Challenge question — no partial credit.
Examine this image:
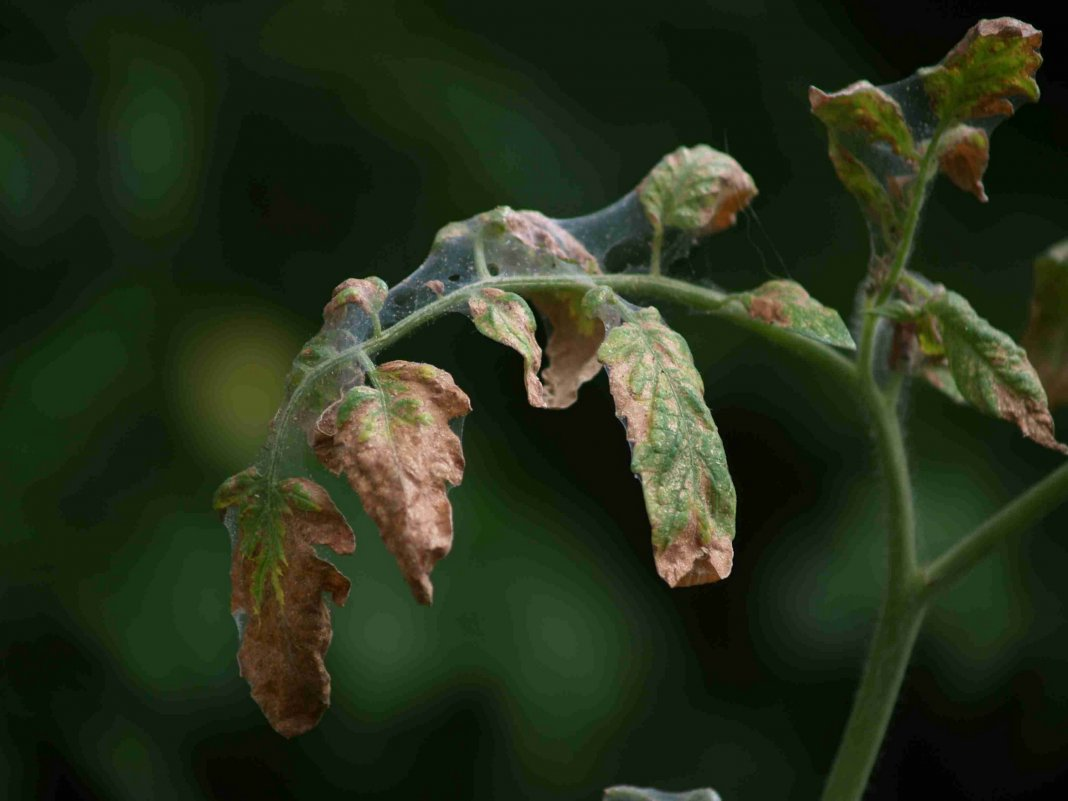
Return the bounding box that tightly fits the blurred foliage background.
[3,1,1067,799]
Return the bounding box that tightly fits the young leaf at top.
[213,469,355,737]
[1022,239,1068,408]
[584,288,736,587]
[313,361,472,604]
[323,276,389,327]
[468,288,549,408]
[720,279,855,349]
[919,288,1066,453]
[810,18,1042,283]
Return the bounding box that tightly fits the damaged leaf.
[639,145,758,238]
[323,276,389,324]
[919,18,1042,123]
[721,280,855,349]
[586,289,736,587]
[468,288,548,408]
[1022,239,1068,408]
[927,289,1066,453]
[528,290,606,409]
[214,469,354,737]
[937,125,991,202]
[314,361,472,603]
[487,208,602,275]
[811,18,1042,283]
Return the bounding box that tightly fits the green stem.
[923,459,1068,598]
[820,589,927,801]
[650,227,664,277]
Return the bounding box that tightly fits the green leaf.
[639,144,757,238]
[1022,239,1068,408]
[926,289,1066,453]
[604,787,722,801]
[587,290,736,587]
[919,18,1042,123]
[314,360,472,604]
[468,288,549,408]
[808,80,919,160]
[722,279,855,349]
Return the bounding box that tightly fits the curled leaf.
[314,361,472,603]
[214,471,355,737]
[1022,239,1068,408]
[587,290,736,587]
[937,125,990,202]
[639,145,758,238]
[528,290,605,409]
[468,288,549,408]
[323,276,389,323]
[926,289,1066,453]
[919,18,1042,121]
[811,18,1042,284]
[721,279,855,349]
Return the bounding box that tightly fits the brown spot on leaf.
[425,279,445,296]
[228,478,354,738]
[323,277,389,324]
[468,288,549,408]
[503,210,600,274]
[654,525,734,588]
[938,125,990,202]
[314,361,471,604]
[748,296,788,325]
[528,291,605,409]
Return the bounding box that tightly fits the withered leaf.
[214,469,355,737]
[528,290,606,409]
[1022,239,1068,408]
[937,125,991,202]
[314,360,472,603]
[468,288,549,408]
[721,280,855,349]
[926,289,1066,453]
[585,288,736,587]
[639,145,758,239]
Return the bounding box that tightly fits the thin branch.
[923,459,1068,597]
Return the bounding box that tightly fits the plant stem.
[820,589,927,801]
[923,459,1068,597]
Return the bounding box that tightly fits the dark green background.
[3,1,1067,799]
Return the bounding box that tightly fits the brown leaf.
[1022,240,1068,408]
[228,478,355,738]
[528,290,606,409]
[314,361,472,604]
[938,125,990,202]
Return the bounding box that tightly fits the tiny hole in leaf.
[448,274,461,282]
[488,263,500,276]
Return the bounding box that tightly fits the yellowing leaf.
[468,288,549,408]
[214,470,355,737]
[586,289,736,587]
[314,361,472,603]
